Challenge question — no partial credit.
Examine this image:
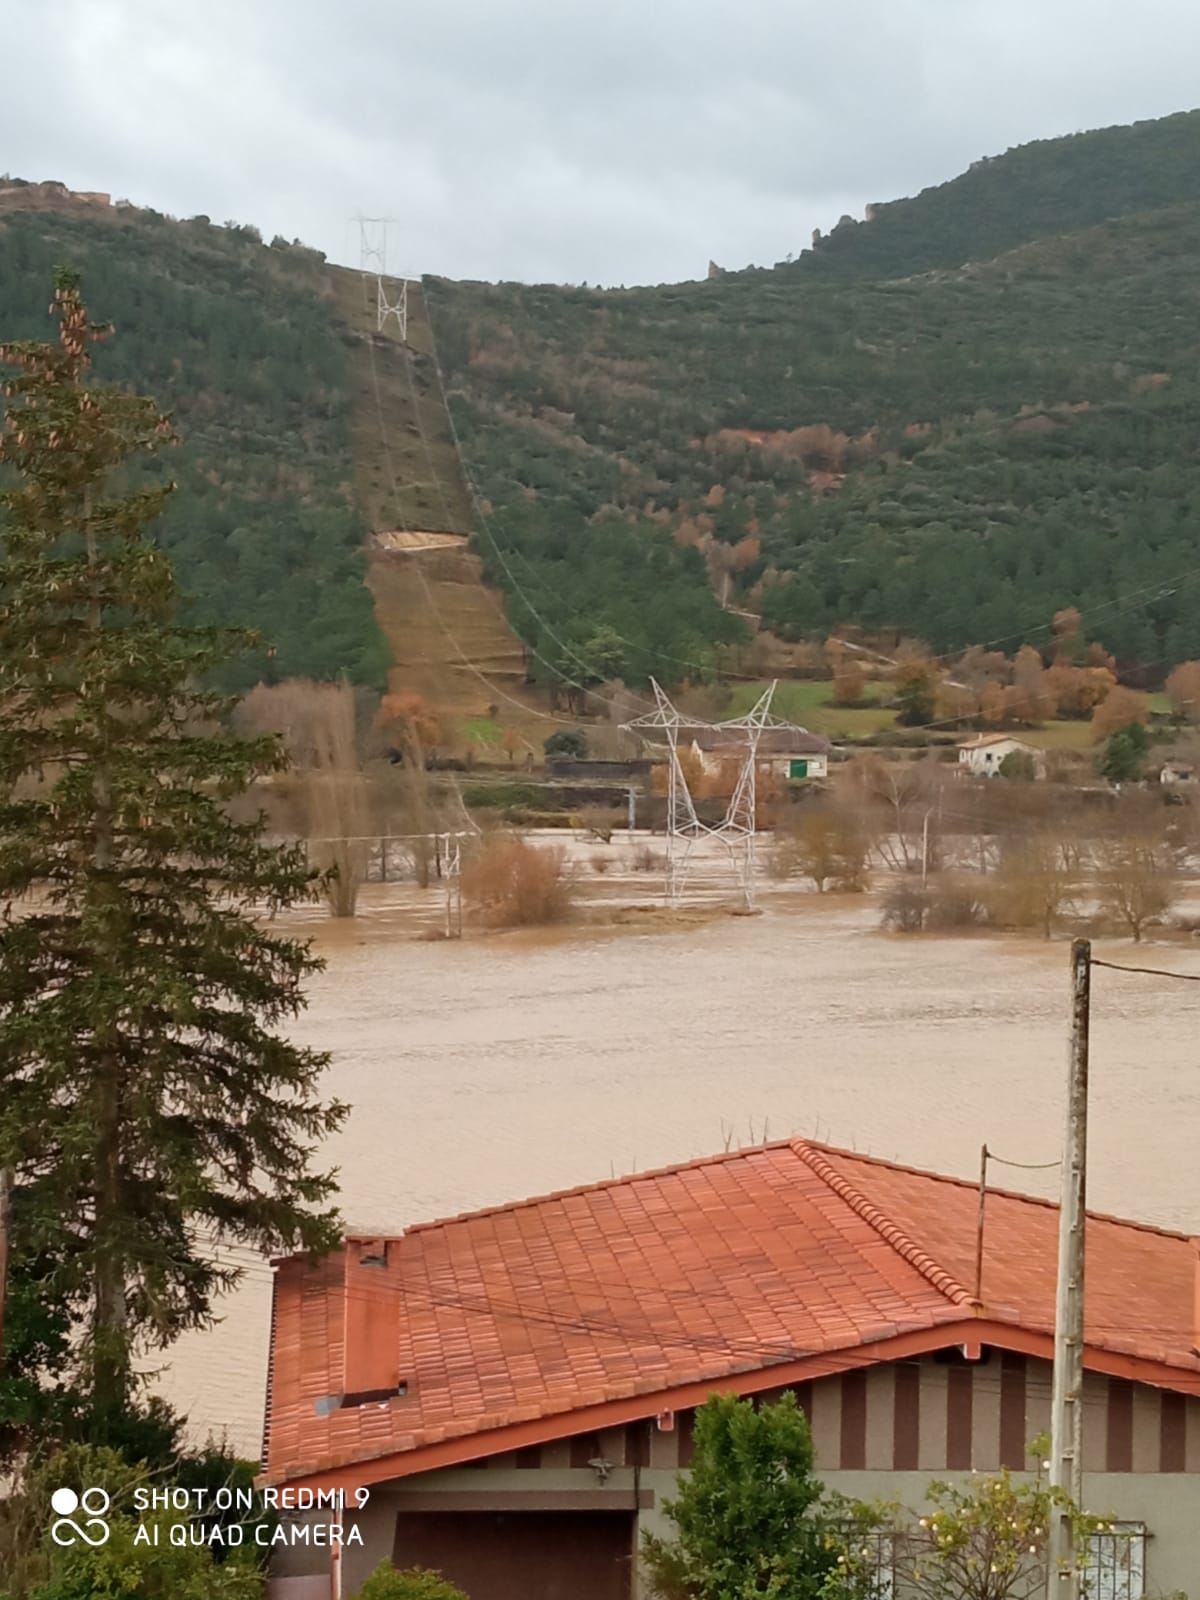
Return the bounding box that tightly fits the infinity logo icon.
[50,1487,111,1547]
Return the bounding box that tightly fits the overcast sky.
[5,0,1199,286]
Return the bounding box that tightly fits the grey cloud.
[4,0,1200,285]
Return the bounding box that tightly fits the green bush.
[359,1564,469,1600]
[544,729,588,759]
[462,782,543,809]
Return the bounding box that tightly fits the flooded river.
[160,873,1200,1452]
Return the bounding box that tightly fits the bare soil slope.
[327,265,550,749]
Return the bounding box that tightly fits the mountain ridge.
[5,103,1200,702]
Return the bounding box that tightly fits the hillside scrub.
[462,835,575,927]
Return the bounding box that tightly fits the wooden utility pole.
[0,1166,12,1371]
[1048,938,1091,1599]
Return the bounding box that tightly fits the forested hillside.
[8,106,1200,697]
[0,205,388,688]
[428,108,1200,676]
[793,107,1200,282]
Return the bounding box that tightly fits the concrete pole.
[1048,938,1091,1600]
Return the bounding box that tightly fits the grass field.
[724,678,1165,752]
[1022,720,1098,751]
[726,679,899,738]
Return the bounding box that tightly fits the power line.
[985,1152,1061,1171]
[1090,957,1200,983]
[361,307,574,728]
[419,277,1200,683]
[392,292,1200,751]
[421,290,669,714]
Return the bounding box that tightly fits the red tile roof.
[262,1140,1200,1488]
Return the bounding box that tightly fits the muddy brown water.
[158,870,1200,1453]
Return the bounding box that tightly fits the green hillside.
[426,110,1200,674]
[8,106,1200,698]
[0,205,388,689]
[793,107,1200,282]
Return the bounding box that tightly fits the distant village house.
[653,726,830,782]
[957,732,1045,778]
[1159,759,1195,787]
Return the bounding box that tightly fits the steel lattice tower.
[357,216,410,341]
[623,679,815,911]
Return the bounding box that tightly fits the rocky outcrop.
[0,179,111,214]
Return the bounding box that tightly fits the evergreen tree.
[1096,724,1149,784]
[641,1391,842,1600]
[0,276,346,1429]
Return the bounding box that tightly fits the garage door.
[393,1509,634,1600]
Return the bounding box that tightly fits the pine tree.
[0,275,346,1427]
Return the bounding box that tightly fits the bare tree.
[240,679,371,916]
[841,754,942,873]
[378,691,445,889]
[991,832,1076,938]
[1096,817,1177,941]
[772,807,868,892]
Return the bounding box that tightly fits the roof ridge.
[790,1140,974,1306]
[799,1143,1191,1244]
[333,1138,1190,1248]
[400,1139,799,1236]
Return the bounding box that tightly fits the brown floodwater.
[159,859,1200,1453]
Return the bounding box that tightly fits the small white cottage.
[1159,759,1196,787]
[957,733,1044,777]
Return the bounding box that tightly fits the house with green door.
[682,725,831,782]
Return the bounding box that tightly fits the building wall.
[317,1353,1200,1598]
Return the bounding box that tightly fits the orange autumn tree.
[1166,661,1200,723]
[380,690,442,760]
[1091,686,1149,742]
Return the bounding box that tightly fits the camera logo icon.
[50,1487,111,1547]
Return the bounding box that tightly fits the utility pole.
[0,1166,12,1372]
[1048,938,1091,1600]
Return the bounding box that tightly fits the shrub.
[631,844,666,872]
[772,810,868,892]
[880,882,929,932]
[462,782,542,810]
[462,836,574,927]
[641,1393,839,1600]
[997,750,1037,781]
[359,1565,469,1600]
[1096,724,1149,784]
[544,728,588,760]
[923,882,987,929]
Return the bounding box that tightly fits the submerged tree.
[0,276,346,1431]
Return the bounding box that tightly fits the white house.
[957,733,1044,778]
[685,726,831,781]
[1159,759,1196,787]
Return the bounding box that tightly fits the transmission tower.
[623,680,814,911]
[357,215,410,341]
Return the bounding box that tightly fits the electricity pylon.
[356,216,410,340]
[623,679,814,911]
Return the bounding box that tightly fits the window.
[1082,1522,1146,1600]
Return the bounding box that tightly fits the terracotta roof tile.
[263,1140,1200,1486]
